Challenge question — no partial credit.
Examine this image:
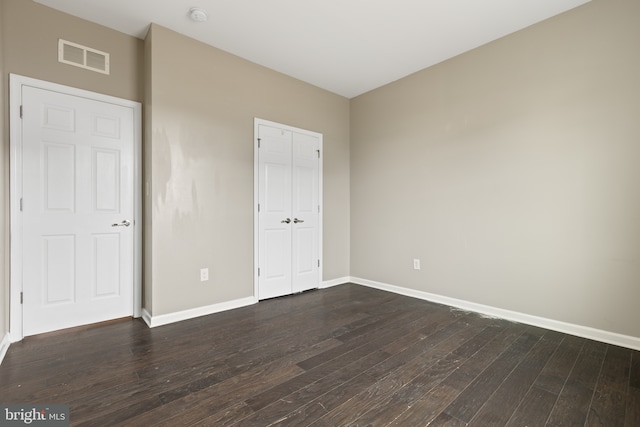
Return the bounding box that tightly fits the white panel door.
[22,86,135,336]
[291,131,320,293]
[258,124,293,299]
[257,121,321,299]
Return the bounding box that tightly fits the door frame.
[253,118,323,299]
[9,74,143,342]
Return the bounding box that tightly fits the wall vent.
[58,39,110,75]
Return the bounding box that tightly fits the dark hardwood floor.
[1,284,639,426]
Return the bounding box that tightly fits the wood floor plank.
[350,321,507,426]
[629,353,640,427]
[546,339,607,426]
[226,307,371,363]
[597,345,632,391]
[231,350,392,426]
[453,323,507,358]
[1,283,638,427]
[468,330,563,425]
[546,379,595,427]
[362,313,475,381]
[534,334,585,394]
[311,317,490,426]
[255,315,464,425]
[1,318,144,365]
[631,351,640,389]
[442,322,528,392]
[626,386,640,427]
[352,351,470,426]
[505,386,558,427]
[585,386,626,427]
[244,323,402,411]
[268,373,379,426]
[585,345,631,426]
[295,307,432,371]
[236,295,434,424]
[121,356,306,426]
[569,339,608,387]
[188,402,254,427]
[69,310,339,424]
[443,328,544,423]
[430,412,469,426]
[388,383,461,426]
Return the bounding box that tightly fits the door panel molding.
[9,74,142,342]
[254,118,323,300]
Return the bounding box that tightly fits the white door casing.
[255,119,322,300]
[10,74,142,341]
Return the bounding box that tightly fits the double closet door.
[256,119,322,300]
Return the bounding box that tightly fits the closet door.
[256,120,321,300]
[257,124,293,299]
[291,131,320,293]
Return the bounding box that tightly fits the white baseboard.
[350,276,640,351]
[141,308,153,327]
[0,332,10,366]
[142,296,258,328]
[321,276,351,289]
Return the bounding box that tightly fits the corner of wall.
[351,277,640,351]
[0,332,10,366]
[142,24,153,317]
[0,0,10,343]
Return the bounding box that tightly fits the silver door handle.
[112,220,131,227]
[293,218,304,224]
[281,218,291,224]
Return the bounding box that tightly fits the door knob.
[112,220,131,227]
[281,218,291,224]
[293,218,304,224]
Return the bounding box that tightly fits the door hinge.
[318,205,320,213]
[318,260,320,268]
[20,105,23,119]
[258,203,260,212]
[316,149,320,158]
[258,268,261,277]
[20,198,23,212]
[257,138,261,148]
[20,292,23,304]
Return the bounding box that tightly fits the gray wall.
[144,25,350,316]
[350,0,640,338]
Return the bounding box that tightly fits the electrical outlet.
[200,268,209,282]
[413,259,421,270]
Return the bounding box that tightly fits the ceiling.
[34,0,591,98]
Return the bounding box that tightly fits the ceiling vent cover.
[58,39,110,75]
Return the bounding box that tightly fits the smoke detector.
[189,8,208,22]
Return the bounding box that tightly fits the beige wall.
[143,28,153,313]
[2,0,142,102]
[351,0,640,338]
[145,25,350,316]
[0,0,350,332]
[0,0,143,338]
[0,0,7,338]
[2,0,637,344]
